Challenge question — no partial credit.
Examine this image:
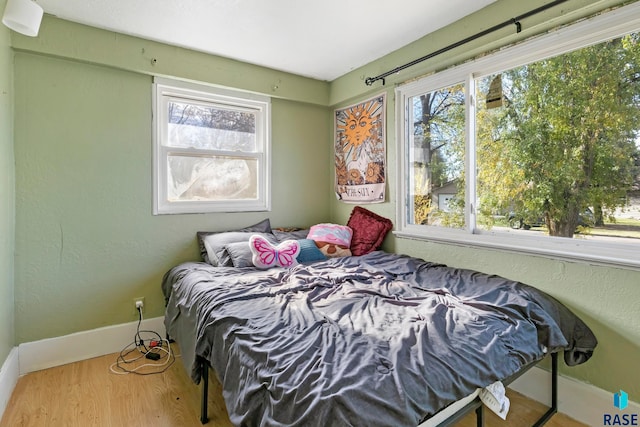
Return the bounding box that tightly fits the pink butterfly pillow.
[249,235,301,269]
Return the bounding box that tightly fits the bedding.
[346,206,393,255]
[249,235,300,269]
[295,239,327,263]
[307,223,353,257]
[162,250,597,427]
[197,218,273,265]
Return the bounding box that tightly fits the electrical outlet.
[133,297,145,316]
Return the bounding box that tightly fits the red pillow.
[346,206,393,256]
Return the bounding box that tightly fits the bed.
[162,229,597,427]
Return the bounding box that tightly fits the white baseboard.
[18,316,166,375]
[510,365,640,426]
[0,347,19,421]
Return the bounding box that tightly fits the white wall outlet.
[133,297,145,316]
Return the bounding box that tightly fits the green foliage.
[477,34,640,237]
[411,83,466,227]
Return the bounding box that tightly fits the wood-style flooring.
[1,345,587,427]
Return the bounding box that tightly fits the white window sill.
[394,228,640,271]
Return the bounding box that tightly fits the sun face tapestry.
[334,93,386,203]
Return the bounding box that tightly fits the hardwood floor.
[1,346,587,427]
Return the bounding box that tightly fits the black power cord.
[109,306,175,375]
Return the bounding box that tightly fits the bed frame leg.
[475,403,484,427]
[200,359,209,424]
[532,352,558,427]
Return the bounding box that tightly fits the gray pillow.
[201,231,277,267]
[196,219,271,265]
[224,241,256,268]
[272,228,310,242]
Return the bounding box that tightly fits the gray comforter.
[162,251,597,427]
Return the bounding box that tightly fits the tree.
[412,85,465,225]
[477,34,640,237]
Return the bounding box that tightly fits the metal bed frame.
[196,351,559,427]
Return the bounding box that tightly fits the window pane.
[475,33,640,244]
[166,100,257,151]
[407,83,466,228]
[167,154,258,201]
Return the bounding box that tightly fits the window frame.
[152,77,271,215]
[395,2,640,269]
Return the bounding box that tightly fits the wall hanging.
[334,93,386,203]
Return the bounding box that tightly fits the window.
[406,81,466,229]
[153,78,271,214]
[396,3,640,268]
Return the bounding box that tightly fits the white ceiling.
[37,0,497,81]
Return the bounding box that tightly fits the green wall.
[12,18,331,343]
[0,0,15,364]
[329,0,640,403]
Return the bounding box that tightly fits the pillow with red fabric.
[346,206,393,256]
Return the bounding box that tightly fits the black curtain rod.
[364,0,569,86]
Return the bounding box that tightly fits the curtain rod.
[364,0,569,86]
